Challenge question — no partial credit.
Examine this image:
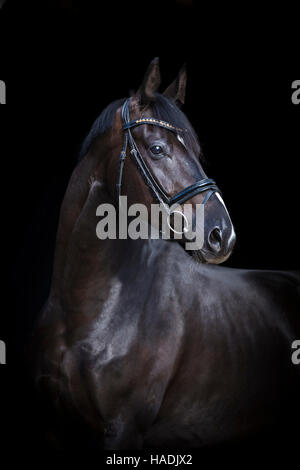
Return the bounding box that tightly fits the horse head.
[81,58,236,264]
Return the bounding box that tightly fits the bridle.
[117,98,220,209]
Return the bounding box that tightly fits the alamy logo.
[0,80,6,104]
[95,197,205,251]
[291,80,300,105]
[0,340,6,365]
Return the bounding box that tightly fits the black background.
[0,0,299,463]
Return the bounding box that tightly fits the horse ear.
[136,57,161,104]
[163,64,187,107]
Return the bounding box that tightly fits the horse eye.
[150,145,164,155]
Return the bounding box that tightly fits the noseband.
[117,98,220,207]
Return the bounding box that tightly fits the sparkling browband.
[123,118,183,133]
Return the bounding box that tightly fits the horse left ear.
[136,57,161,105]
[163,64,187,107]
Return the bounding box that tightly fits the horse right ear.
[163,64,187,108]
[134,57,161,106]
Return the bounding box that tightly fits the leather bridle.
[117,98,220,208]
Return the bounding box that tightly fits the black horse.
[33,59,300,450]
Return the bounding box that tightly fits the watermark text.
[96,197,205,251]
[291,340,300,365]
[291,80,300,105]
[0,80,6,104]
[106,453,192,467]
[0,340,6,365]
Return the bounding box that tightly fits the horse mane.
[79,98,126,160]
[79,94,200,160]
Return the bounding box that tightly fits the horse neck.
[50,151,97,295]
[50,145,153,308]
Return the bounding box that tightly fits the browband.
[123,118,183,134]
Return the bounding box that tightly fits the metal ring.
[166,210,189,235]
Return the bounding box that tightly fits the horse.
[33,58,300,450]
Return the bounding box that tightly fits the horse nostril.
[208,227,222,254]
